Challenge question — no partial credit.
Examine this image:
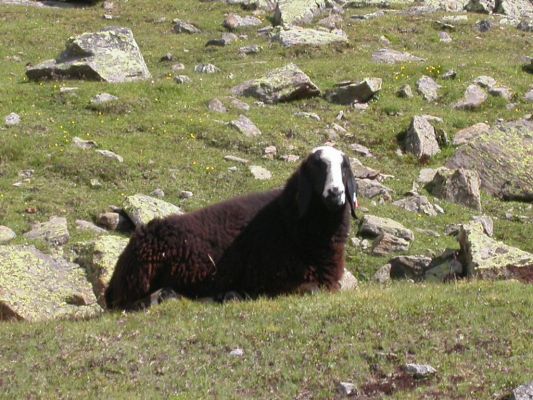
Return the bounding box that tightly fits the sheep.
[105,146,359,310]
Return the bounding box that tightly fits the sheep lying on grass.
[105,146,359,310]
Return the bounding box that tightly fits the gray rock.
[150,188,165,198]
[171,63,185,72]
[404,115,440,160]
[439,31,452,42]
[4,112,21,127]
[466,0,495,13]
[359,214,414,241]
[488,86,513,100]
[72,136,98,149]
[372,232,411,256]
[122,194,183,227]
[294,111,320,121]
[326,78,382,105]
[280,154,300,162]
[96,149,123,163]
[230,115,262,137]
[472,215,494,236]
[206,32,239,47]
[441,69,457,79]
[525,88,533,102]
[239,44,261,55]
[224,155,249,164]
[389,255,432,281]
[26,27,151,83]
[229,348,244,357]
[23,216,69,246]
[194,63,220,74]
[172,19,201,34]
[356,178,393,201]
[231,63,320,104]
[452,122,490,145]
[517,19,533,32]
[350,143,374,158]
[339,269,358,291]
[208,98,227,113]
[473,75,497,89]
[225,96,250,111]
[249,165,272,180]
[97,211,133,232]
[263,145,277,159]
[174,75,192,84]
[404,363,437,379]
[374,263,392,284]
[397,84,413,98]
[350,159,380,179]
[160,53,174,62]
[179,190,193,199]
[272,0,329,26]
[476,19,492,32]
[509,381,533,400]
[392,194,440,216]
[223,13,262,29]
[0,245,101,322]
[372,48,425,64]
[270,26,348,47]
[417,75,441,102]
[0,226,16,243]
[90,92,118,105]
[426,168,482,210]
[453,84,488,110]
[337,381,357,396]
[75,219,107,234]
[424,249,463,282]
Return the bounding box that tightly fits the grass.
[0,0,532,398]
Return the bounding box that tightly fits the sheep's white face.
[313,146,346,207]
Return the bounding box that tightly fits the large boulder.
[392,194,441,216]
[446,119,533,201]
[453,84,488,110]
[231,63,320,104]
[0,245,102,321]
[458,222,533,281]
[26,27,151,83]
[359,214,414,242]
[404,115,441,161]
[325,78,382,105]
[270,26,348,47]
[272,0,329,26]
[23,216,70,246]
[75,235,129,306]
[123,194,183,227]
[426,168,482,210]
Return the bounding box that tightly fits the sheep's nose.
[328,187,343,197]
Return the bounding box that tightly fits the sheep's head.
[297,146,358,219]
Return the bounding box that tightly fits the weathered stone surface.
[374,263,392,284]
[26,27,151,83]
[346,0,415,7]
[424,249,463,282]
[23,216,69,246]
[350,143,374,158]
[208,98,227,113]
[339,268,358,290]
[392,194,440,216]
[350,159,380,179]
[509,381,533,400]
[206,32,239,47]
[446,119,533,201]
[231,63,320,104]
[239,44,261,55]
[439,31,452,43]
[498,0,533,20]
[90,92,118,105]
[97,211,134,232]
[337,381,357,396]
[230,115,262,137]
[174,75,192,84]
[453,84,487,110]
[0,245,101,321]
[417,75,441,102]
[356,178,393,201]
[75,219,107,234]
[426,168,482,210]
[73,136,98,149]
[326,78,382,105]
[96,149,123,162]
[404,115,440,160]
[405,364,437,379]
[389,255,432,281]
[224,155,249,164]
[123,194,183,227]
[225,96,250,111]
[372,232,411,256]
[524,88,533,102]
[173,19,201,34]
[271,26,348,47]
[0,226,16,243]
[465,0,495,13]
[372,48,425,64]
[359,215,414,241]
[458,221,533,280]
[452,122,490,145]
[224,13,262,29]
[473,75,497,89]
[4,112,21,127]
[472,215,494,237]
[397,84,413,98]
[194,63,220,74]
[75,235,129,305]
[272,0,328,26]
[488,86,513,100]
[249,165,272,180]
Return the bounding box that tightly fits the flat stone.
[356,178,393,201]
[270,26,348,47]
[249,165,272,180]
[208,98,227,113]
[97,211,134,232]
[172,19,201,34]
[426,168,482,210]
[0,226,17,243]
[122,194,183,227]
[194,63,220,74]
[452,122,490,145]
[417,75,441,102]
[174,75,192,84]
[404,115,440,160]
[229,348,244,357]
[473,75,497,89]
[23,216,69,246]
[90,92,118,106]
[350,143,374,158]
[524,89,533,102]
[72,136,98,149]
[397,84,413,98]
[272,0,329,26]
[337,381,357,396]
[26,27,151,83]
[326,78,382,105]
[372,48,425,64]
[0,245,101,322]
[372,232,411,256]
[392,194,440,216]
[224,96,250,111]
[4,112,21,127]
[405,363,437,379]
[230,115,262,137]
[223,13,262,29]
[206,32,239,47]
[339,269,358,291]
[239,44,261,55]
[75,219,107,234]
[374,263,392,284]
[488,86,513,101]
[359,214,414,241]
[96,149,123,162]
[231,63,320,104]
[75,235,129,306]
[453,84,488,110]
[294,111,320,121]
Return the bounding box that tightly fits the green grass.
[0,1,532,398]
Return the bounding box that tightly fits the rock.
[23,216,69,246]
[453,84,488,110]
[75,219,107,234]
[488,86,513,100]
[372,232,411,256]
[359,214,414,241]
[404,115,440,161]
[350,143,374,158]
[441,69,457,79]
[208,98,227,113]
[339,269,358,290]
[75,235,129,306]
[171,63,185,71]
[159,53,174,62]
[397,84,413,98]
[350,159,380,179]
[172,19,201,34]
[517,19,533,32]
[225,96,250,111]
[96,149,123,163]
[179,190,193,199]
[452,122,490,145]
[446,119,533,201]
[249,165,272,180]
[318,14,343,29]
[473,75,497,89]
[498,0,533,20]
[439,31,452,42]
[351,10,385,20]
[59,86,79,95]
[239,44,261,55]
[72,136,98,149]
[424,249,463,282]
[231,63,320,104]
[374,263,392,284]
[26,27,151,83]
[122,194,183,227]
[223,13,262,29]
[229,348,244,357]
[337,381,357,396]
[90,92,118,105]
[389,255,432,281]
[294,111,320,121]
[476,19,492,32]
[415,228,441,237]
[465,0,495,13]
[508,381,533,400]
[524,88,533,102]
[174,75,192,84]
[417,75,441,102]
[224,155,249,164]
[206,32,239,47]
[356,178,393,201]
[0,226,17,243]
[392,194,440,216]
[280,154,300,163]
[4,112,21,127]
[326,78,382,105]
[150,188,165,198]
[372,48,425,64]
[404,363,437,379]
[458,221,533,280]
[194,63,220,74]
[270,26,348,47]
[263,145,277,159]
[97,211,134,232]
[0,245,101,322]
[230,115,262,137]
[426,168,482,210]
[271,0,329,26]
[471,215,493,236]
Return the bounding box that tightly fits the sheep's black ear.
[296,169,312,218]
[343,156,358,219]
